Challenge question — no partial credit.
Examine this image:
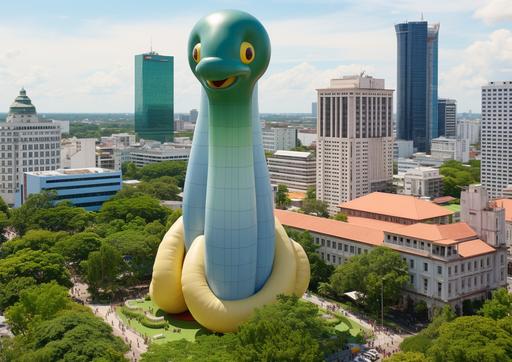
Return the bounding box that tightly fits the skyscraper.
[395,21,440,152]
[0,89,61,205]
[438,98,457,137]
[481,81,512,198]
[134,52,174,142]
[316,75,394,214]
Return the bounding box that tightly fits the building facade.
[267,150,316,192]
[395,21,440,152]
[403,167,443,198]
[0,89,61,205]
[316,75,394,214]
[481,81,512,198]
[262,127,298,152]
[431,137,469,163]
[135,52,174,142]
[277,191,507,314]
[457,119,481,145]
[394,139,414,160]
[17,168,122,211]
[61,137,96,169]
[128,144,190,167]
[438,99,457,137]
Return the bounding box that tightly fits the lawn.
[116,299,209,343]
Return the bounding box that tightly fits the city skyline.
[0,0,510,113]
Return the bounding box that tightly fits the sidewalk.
[303,293,406,358]
[70,280,148,362]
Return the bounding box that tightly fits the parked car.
[362,352,378,361]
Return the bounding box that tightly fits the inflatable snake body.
[150,10,310,332]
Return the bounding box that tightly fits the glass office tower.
[135,52,174,142]
[395,21,439,152]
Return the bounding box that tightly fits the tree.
[302,187,329,218]
[332,212,348,222]
[31,201,94,233]
[479,288,512,320]
[166,208,183,230]
[275,184,291,209]
[8,191,56,235]
[0,229,68,256]
[329,247,409,313]
[0,276,37,311]
[0,249,71,288]
[122,161,140,179]
[82,242,123,297]
[5,282,71,335]
[53,232,102,265]
[138,160,188,187]
[141,334,237,362]
[286,228,334,292]
[428,316,512,361]
[384,352,426,362]
[235,295,343,362]
[138,176,181,200]
[98,194,169,224]
[440,160,480,198]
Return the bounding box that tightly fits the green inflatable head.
[188,9,271,101]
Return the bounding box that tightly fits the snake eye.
[192,43,201,63]
[240,42,255,64]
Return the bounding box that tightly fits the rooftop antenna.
[421,12,424,21]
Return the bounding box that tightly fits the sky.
[0,0,511,114]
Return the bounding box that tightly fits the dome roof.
[8,88,37,115]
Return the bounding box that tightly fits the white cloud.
[440,29,512,111]
[474,0,512,24]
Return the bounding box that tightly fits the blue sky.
[0,0,511,113]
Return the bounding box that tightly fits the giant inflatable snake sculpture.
[150,9,310,333]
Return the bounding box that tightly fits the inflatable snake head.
[188,10,271,101]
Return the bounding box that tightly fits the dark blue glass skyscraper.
[395,21,439,152]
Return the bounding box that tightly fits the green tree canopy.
[384,351,427,362]
[8,191,56,235]
[82,242,123,297]
[329,246,409,313]
[0,229,68,256]
[98,194,169,224]
[235,295,343,362]
[0,276,37,311]
[440,160,480,198]
[31,201,94,233]
[479,288,512,320]
[275,184,291,209]
[53,231,103,265]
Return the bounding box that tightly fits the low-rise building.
[297,128,317,147]
[128,143,190,167]
[494,198,512,255]
[16,168,122,211]
[262,127,297,152]
[276,191,507,314]
[267,150,316,192]
[61,137,96,169]
[402,167,443,198]
[431,137,469,163]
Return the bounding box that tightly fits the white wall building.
[262,127,297,152]
[128,143,190,167]
[0,89,61,205]
[403,167,443,198]
[100,133,136,148]
[457,119,480,145]
[431,137,469,163]
[298,129,317,147]
[267,150,316,192]
[51,120,70,134]
[394,139,414,160]
[481,81,512,199]
[316,75,394,214]
[61,137,96,169]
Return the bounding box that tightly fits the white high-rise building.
[481,81,512,199]
[262,127,297,152]
[316,75,394,214]
[0,89,61,205]
[61,137,96,169]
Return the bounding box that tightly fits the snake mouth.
[206,76,236,89]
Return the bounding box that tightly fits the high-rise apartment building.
[316,75,394,214]
[481,81,512,198]
[395,21,440,152]
[311,102,318,117]
[134,52,174,142]
[0,89,61,205]
[457,119,480,145]
[438,99,457,137]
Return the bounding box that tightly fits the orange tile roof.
[339,192,453,220]
[274,209,384,246]
[495,199,512,222]
[395,222,477,242]
[346,216,405,233]
[458,239,496,258]
[432,196,456,204]
[287,191,306,200]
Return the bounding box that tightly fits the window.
[448,266,451,276]
[461,263,465,273]
[344,244,348,252]
[321,239,325,246]
[357,248,361,254]
[410,259,414,269]
[350,245,355,254]
[437,282,442,296]
[423,279,428,293]
[332,241,337,249]
[424,263,429,272]
[327,240,331,248]
[437,266,442,275]
[455,265,458,274]
[410,274,414,285]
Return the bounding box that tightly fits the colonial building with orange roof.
[276,190,508,314]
